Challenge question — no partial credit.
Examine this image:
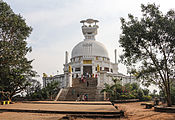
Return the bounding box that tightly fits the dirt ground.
[75,102,175,120]
[0,101,175,120]
[117,102,175,120]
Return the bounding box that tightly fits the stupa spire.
[80,18,99,40]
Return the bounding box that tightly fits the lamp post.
[170,67,175,104]
[127,67,131,83]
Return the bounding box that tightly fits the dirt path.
[117,102,175,120]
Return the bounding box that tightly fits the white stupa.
[68,19,118,77]
[43,19,137,101]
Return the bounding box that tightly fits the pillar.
[114,49,117,64]
[65,51,68,64]
[80,63,83,75]
[68,73,72,87]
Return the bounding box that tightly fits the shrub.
[128,94,136,99]
[137,89,144,100]
[120,95,128,100]
[171,85,175,105]
[142,95,152,101]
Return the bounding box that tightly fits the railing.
[54,88,63,101]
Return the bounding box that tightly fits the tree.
[170,83,175,105]
[101,78,123,100]
[111,78,122,99]
[137,89,144,100]
[131,83,139,91]
[26,79,41,96]
[101,83,113,99]
[45,81,60,100]
[124,83,133,92]
[25,80,60,100]
[0,1,35,101]
[119,3,175,106]
[142,88,149,96]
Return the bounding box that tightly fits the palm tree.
[101,78,123,100]
[111,78,122,99]
[101,83,113,100]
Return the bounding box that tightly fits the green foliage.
[150,89,159,98]
[142,89,150,96]
[171,83,175,105]
[128,94,136,99]
[120,95,128,100]
[101,83,113,94]
[102,80,151,101]
[101,83,114,99]
[45,81,60,99]
[27,81,60,100]
[119,3,175,106]
[142,95,152,101]
[131,83,139,91]
[124,83,133,92]
[101,78,123,100]
[137,89,144,100]
[120,94,136,100]
[26,79,41,95]
[111,78,122,99]
[0,1,35,100]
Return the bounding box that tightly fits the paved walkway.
[0,101,119,120]
[22,101,112,105]
[0,112,65,120]
[0,101,116,112]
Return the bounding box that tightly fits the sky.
[3,0,175,88]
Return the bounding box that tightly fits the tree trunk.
[166,88,172,107]
[9,93,14,102]
[163,78,172,107]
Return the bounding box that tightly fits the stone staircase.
[65,87,97,101]
[57,77,104,101]
[72,77,97,87]
[57,88,69,101]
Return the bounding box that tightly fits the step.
[65,114,122,119]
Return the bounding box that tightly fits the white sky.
[3,0,175,91]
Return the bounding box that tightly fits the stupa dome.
[71,39,109,58]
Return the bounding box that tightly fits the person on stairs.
[76,94,80,101]
[87,81,89,87]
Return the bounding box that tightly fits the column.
[80,63,83,75]
[68,73,72,87]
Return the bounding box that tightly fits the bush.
[137,89,144,100]
[171,85,175,105]
[119,94,136,100]
[120,95,128,100]
[142,95,152,101]
[128,94,136,99]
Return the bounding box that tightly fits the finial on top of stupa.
[80,18,99,40]
[80,18,99,25]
